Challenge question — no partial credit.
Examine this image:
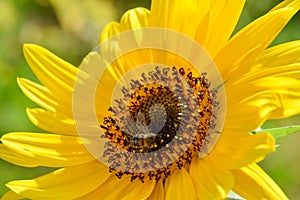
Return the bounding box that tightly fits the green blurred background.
[0,0,299,199]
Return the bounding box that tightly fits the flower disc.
[73,28,226,175]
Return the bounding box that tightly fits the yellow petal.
[193,0,210,46]
[26,108,77,135]
[190,157,234,199]
[149,0,173,28]
[0,190,25,200]
[271,0,300,11]
[75,176,130,199]
[119,7,150,49]
[149,0,210,40]
[199,0,246,57]
[233,41,300,83]
[233,41,300,119]
[76,176,154,200]
[147,182,164,200]
[17,78,57,113]
[210,132,275,169]
[100,21,121,43]
[255,40,300,69]
[0,144,39,167]
[98,8,153,76]
[1,132,94,167]
[18,78,77,117]
[232,164,288,200]
[121,180,155,200]
[149,0,205,42]
[165,168,197,200]
[225,90,280,133]
[99,8,151,68]
[6,161,111,200]
[236,64,300,84]
[100,7,150,43]
[253,77,300,119]
[215,1,300,80]
[227,76,300,121]
[150,0,243,57]
[119,7,150,31]
[23,44,77,103]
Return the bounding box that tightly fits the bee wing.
[148,104,167,133]
[122,117,136,136]
[136,111,147,126]
[135,111,150,134]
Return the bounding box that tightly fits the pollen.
[100,65,215,183]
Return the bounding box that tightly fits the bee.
[130,132,160,152]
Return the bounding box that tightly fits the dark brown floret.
[100,65,215,183]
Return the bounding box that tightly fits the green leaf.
[253,125,300,138]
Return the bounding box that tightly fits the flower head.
[1,0,300,199]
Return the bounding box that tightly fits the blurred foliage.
[0,0,299,198]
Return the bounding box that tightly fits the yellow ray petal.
[0,144,39,167]
[225,90,280,133]
[100,21,121,43]
[1,132,94,167]
[237,64,300,84]
[271,0,300,11]
[118,8,150,51]
[98,8,153,83]
[193,0,210,46]
[18,77,77,117]
[100,7,150,43]
[23,44,78,103]
[99,7,150,60]
[98,22,124,74]
[17,78,57,113]
[255,40,300,69]
[215,1,300,80]
[199,0,246,57]
[232,164,288,200]
[149,0,207,39]
[0,190,25,200]
[165,168,197,200]
[234,41,300,83]
[121,180,155,200]
[210,132,275,169]
[149,0,174,28]
[119,7,150,31]
[252,77,300,119]
[227,75,300,121]
[150,0,242,58]
[6,160,110,200]
[76,176,154,200]
[147,181,164,200]
[190,156,234,199]
[231,41,300,119]
[26,108,77,135]
[75,176,130,199]
[75,52,113,118]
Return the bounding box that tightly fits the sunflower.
[1,0,300,199]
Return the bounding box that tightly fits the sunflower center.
[122,85,182,153]
[100,65,215,182]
